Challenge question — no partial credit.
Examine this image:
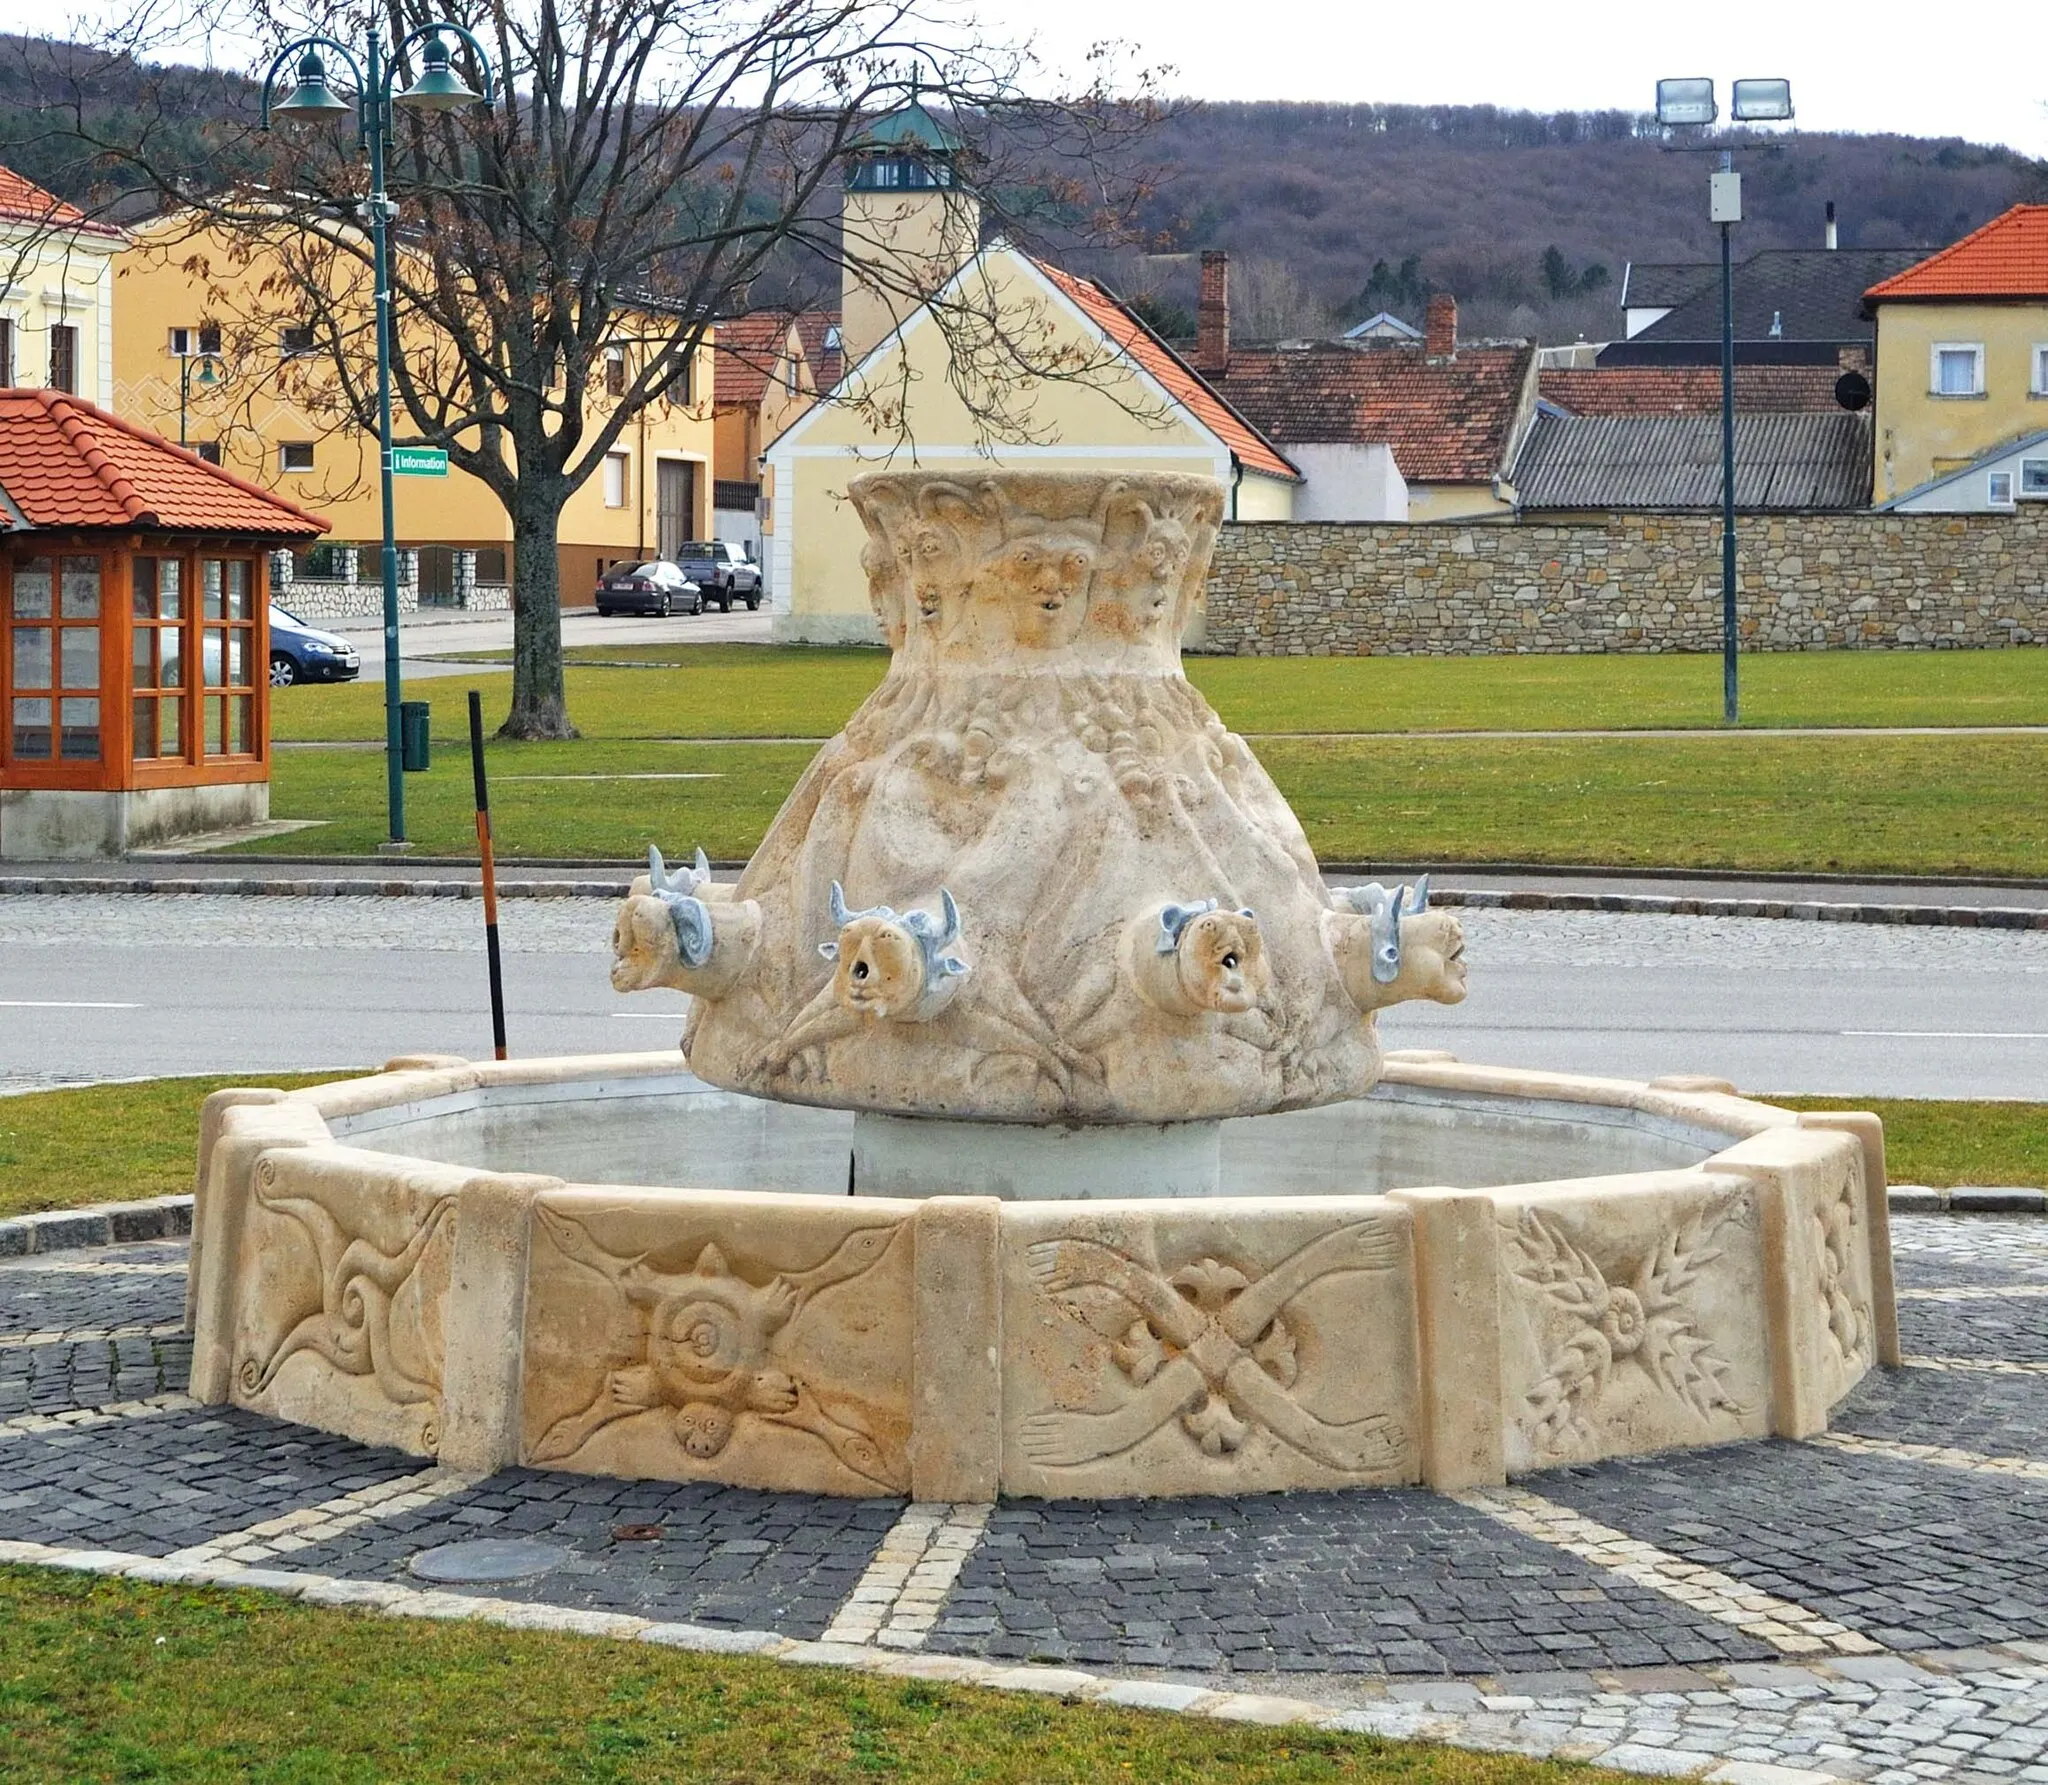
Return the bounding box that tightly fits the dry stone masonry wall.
[1202,513,2048,655]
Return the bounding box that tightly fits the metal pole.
[468,688,508,1059]
[368,32,407,846]
[178,358,190,447]
[1719,166,1739,725]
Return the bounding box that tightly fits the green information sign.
[391,446,449,477]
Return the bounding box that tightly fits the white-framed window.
[1988,470,2016,509]
[602,450,629,507]
[2033,345,2048,395]
[2021,458,2048,499]
[1931,343,1984,396]
[604,344,627,398]
[279,441,315,473]
[169,324,221,357]
[0,318,13,387]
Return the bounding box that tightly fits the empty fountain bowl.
[187,1052,1894,1501]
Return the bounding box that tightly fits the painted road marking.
[0,1000,143,1010]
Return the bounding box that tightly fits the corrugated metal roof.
[1513,410,1871,512]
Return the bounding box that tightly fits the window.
[131,556,189,761]
[7,554,100,761]
[280,324,316,357]
[2034,346,2048,396]
[194,441,223,465]
[169,323,223,358]
[279,442,315,474]
[474,547,508,583]
[48,324,77,393]
[1988,471,2016,509]
[295,544,346,580]
[605,345,627,397]
[1932,343,1984,396]
[0,319,13,387]
[200,557,258,757]
[2022,459,2048,499]
[603,450,629,507]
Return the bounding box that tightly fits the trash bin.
[399,700,431,773]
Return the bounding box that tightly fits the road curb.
[2,875,2045,929]
[0,1196,192,1259]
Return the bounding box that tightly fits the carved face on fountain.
[975,522,1097,650]
[1400,910,1468,1005]
[830,916,928,1019]
[1176,908,1267,1014]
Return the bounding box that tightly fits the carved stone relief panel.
[1783,1142,1878,1414]
[1000,1197,1422,1498]
[520,1187,917,1496]
[228,1147,466,1457]
[1496,1173,1771,1475]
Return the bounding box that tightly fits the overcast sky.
[19,0,2047,161]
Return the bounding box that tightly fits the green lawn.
[243,730,2048,876]
[0,1569,1621,1785]
[0,1074,343,1220]
[1770,1097,2048,1189]
[275,645,2048,744]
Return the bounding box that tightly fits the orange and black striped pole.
[468,688,508,1061]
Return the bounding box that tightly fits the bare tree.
[46,0,1165,736]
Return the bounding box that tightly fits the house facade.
[1865,206,2048,504]
[711,312,822,564]
[111,212,718,609]
[0,166,123,403]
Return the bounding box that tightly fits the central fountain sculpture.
[188,470,1896,1506]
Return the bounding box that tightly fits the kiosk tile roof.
[0,389,328,537]
[1866,206,2048,300]
[1033,261,1299,481]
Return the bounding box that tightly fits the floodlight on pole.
[1731,79,1794,123]
[1655,78,1717,127]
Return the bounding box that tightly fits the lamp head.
[195,356,223,388]
[1654,77,1717,128]
[1731,78,1794,123]
[274,48,354,121]
[394,35,483,113]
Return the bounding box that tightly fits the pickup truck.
[674,541,763,611]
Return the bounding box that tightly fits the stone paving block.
[1596,1743,1720,1775]
[1093,1680,1214,1712]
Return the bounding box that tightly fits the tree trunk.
[502,479,578,741]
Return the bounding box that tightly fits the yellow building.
[769,104,1298,643]
[711,312,828,563]
[1868,206,2048,503]
[111,211,717,610]
[0,166,123,402]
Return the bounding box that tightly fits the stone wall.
[1200,512,2048,654]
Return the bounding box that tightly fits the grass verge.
[242,732,2048,877]
[0,1570,1621,1784]
[0,1074,341,1221]
[273,645,2048,744]
[1767,1097,2048,1188]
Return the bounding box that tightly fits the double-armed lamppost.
[260,25,495,849]
[1653,76,1794,725]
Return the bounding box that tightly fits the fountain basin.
[188,1049,1895,1501]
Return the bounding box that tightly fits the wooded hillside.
[8,36,2044,345]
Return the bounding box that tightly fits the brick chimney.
[1424,292,1457,358]
[1196,250,1230,374]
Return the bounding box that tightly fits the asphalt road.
[1,898,2042,1098]
[327,605,774,681]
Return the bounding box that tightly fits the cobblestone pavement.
[7,1217,2048,1777]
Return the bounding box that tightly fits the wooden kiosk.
[0,390,327,858]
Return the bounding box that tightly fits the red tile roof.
[0,165,121,238]
[714,313,801,409]
[1032,261,1298,481]
[1205,340,1532,483]
[1866,206,2048,300]
[1540,365,1849,416]
[0,390,328,537]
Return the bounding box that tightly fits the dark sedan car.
[594,560,704,617]
[270,606,361,686]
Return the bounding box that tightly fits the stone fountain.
[188,470,1896,1506]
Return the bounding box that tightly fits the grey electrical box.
[1709,169,1742,224]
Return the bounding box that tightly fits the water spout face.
[1175,909,1268,1015]
[832,916,929,1020]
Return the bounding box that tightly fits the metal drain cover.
[409,1539,571,1585]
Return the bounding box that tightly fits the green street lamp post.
[261,26,494,849]
[176,350,224,448]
